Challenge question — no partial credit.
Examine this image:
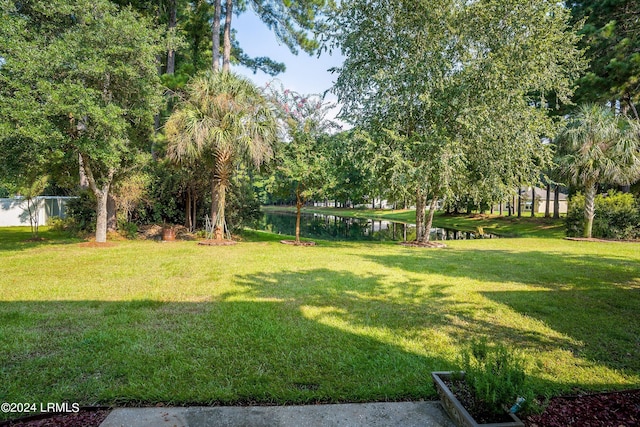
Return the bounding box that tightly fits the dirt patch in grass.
[198,239,238,246]
[399,241,446,248]
[77,241,117,248]
[280,240,316,246]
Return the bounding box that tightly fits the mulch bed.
[565,237,640,243]
[441,376,640,426]
[76,241,117,248]
[198,239,238,246]
[525,389,640,427]
[1,409,110,427]
[280,240,317,246]
[399,241,447,248]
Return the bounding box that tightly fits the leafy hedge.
[566,191,640,239]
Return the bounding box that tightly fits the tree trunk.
[222,0,232,71]
[107,194,116,231]
[212,150,231,240]
[80,154,113,243]
[530,187,535,217]
[295,190,303,244]
[212,0,221,71]
[545,184,551,218]
[415,189,426,242]
[626,95,639,121]
[95,191,109,243]
[186,188,192,230]
[423,196,439,243]
[499,202,503,216]
[517,187,522,217]
[583,182,597,238]
[79,154,89,189]
[214,181,227,240]
[192,192,197,231]
[166,0,177,74]
[210,177,219,227]
[553,185,560,219]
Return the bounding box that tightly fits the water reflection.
[257,211,496,242]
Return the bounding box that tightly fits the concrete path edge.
[99,401,456,427]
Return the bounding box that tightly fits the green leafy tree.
[323,130,375,208]
[267,84,337,242]
[210,0,330,73]
[568,0,640,118]
[166,71,278,240]
[330,0,583,242]
[555,104,640,238]
[18,175,49,239]
[0,0,163,243]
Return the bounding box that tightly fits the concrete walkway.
[99,401,455,427]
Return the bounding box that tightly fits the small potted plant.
[432,339,530,427]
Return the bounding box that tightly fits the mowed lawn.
[1,227,639,418]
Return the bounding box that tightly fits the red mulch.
[1,409,110,427]
[525,389,640,427]
[280,240,317,246]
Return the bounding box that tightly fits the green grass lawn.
[261,205,566,238]
[1,226,639,419]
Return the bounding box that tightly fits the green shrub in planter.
[460,339,531,417]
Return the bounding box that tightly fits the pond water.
[256,211,497,242]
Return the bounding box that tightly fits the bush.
[117,219,138,239]
[460,339,531,417]
[65,190,96,232]
[226,178,262,233]
[47,216,76,232]
[566,191,640,239]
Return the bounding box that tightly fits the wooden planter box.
[431,371,525,427]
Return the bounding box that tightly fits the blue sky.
[232,11,345,121]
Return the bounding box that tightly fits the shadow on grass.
[482,288,640,373]
[2,264,638,418]
[0,296,449,419]
[360,248,640,289]
[360,248,640,376]
[0,227,81,252]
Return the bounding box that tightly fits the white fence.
[0,196,75,227]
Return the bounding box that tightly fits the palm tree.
[556,104,640,238]
[166,71,278,240]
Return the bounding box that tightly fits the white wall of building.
[0,197,73,227]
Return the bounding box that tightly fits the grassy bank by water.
[1,226,638,419]
[262,205,566,238]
